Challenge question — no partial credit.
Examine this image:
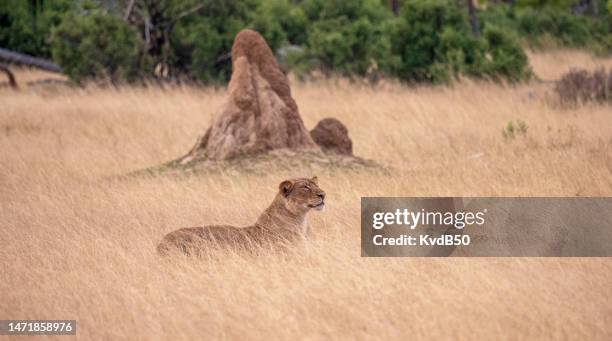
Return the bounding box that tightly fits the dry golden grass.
[526,48,612,81]
[1,50,611,340]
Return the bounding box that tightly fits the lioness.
[157,177,325,255]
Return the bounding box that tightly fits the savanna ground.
[1,49,611,340]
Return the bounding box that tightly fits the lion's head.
[278,177,326,213]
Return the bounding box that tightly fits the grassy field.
[1,49,611,340]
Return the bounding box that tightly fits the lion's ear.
[279,180,294,197]
[311,176,318,184]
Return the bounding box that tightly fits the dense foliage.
[51,7,144,82]
[1,0,610,84]
[392,1,475,82]
[479,0,612,54]
[0,0,71,57]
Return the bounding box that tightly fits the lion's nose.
[318,192,326,200]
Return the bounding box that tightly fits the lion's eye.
[304,186,310,191]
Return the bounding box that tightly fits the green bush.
[480,3,612,54]
[0,0,71,57]
[391,0,498,83]
[8,0,603,84]
[433,26,487,82]
[251,0,308,47]
[482,26,532,81]
[295,0,393,76]
[587,13,612,54]
[172,0,397,81]
[478,3,520,34]
[51,7,143,83]
[518,8,590,47]
[390,0,530,83]
[172,21,228,82]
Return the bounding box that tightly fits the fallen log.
[0,47,63,73]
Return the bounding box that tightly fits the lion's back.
[157,225,251,256]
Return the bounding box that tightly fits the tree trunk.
[467,0,480,37]
[389,0,399,15]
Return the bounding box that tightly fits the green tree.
[51,6,143,82]
[390,0,479,82]
[390,0,530,83]
[0,0,71,57]
[298,0,394,76]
